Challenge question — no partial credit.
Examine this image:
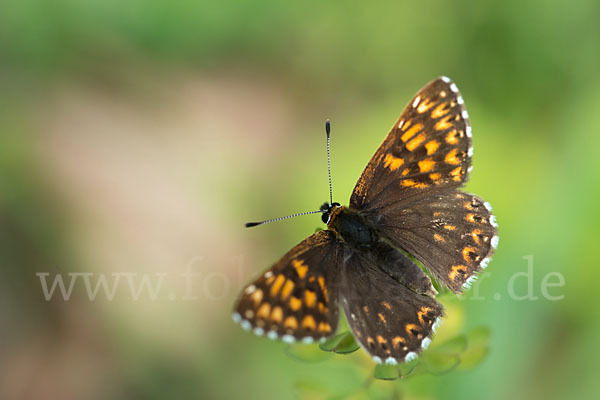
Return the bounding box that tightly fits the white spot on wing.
[421,337,432,349]
[491,235,499,249]
[468,146,474,157]
[254,327,264,336]
[457,96,464,105]
[490,215,499,228]
[302,337,314,344]
[462,110,469,119]
[232,313,241,323]
[432,317,443,333]
[241,320,251,331]
[484,201,493,211]
[466,125,472,137]
[480,257,491,269]
[412,96,421,108]
[282,334,295,343]
[405,352,418,362]
[385,357,398,365]
[264,271,272,279]
[267,330,278,340]
[372,356,383,364]
[441,76,451,83]
[450,83,458,93]
[398,120,404,129]
[245,285,256,294]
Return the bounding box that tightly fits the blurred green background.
[1,0,599,399]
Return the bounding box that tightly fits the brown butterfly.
[233,77,498,365]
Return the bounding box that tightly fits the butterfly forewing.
[351,77,473,211]
[340,251,444,364]
[234,230,342,343]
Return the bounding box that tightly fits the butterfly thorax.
[327,206,379,250]
[327,205,438,297]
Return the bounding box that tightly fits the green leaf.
[458,326,491,370]
[319,331,360,354]
[421,351,461,375]
[285,342,332,363]
[373,364,399,380]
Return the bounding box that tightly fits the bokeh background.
[2,1,600,399]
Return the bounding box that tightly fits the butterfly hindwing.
[351,76,473,211]
[371,190,498,292]
[234,230,342,343]
[340,250,444,364]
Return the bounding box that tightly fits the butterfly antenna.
[245,210,324,228]
[326,119,333,205]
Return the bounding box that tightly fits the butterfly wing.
[340,249,444,364]
[350,76,472,211]
[372,190,498,292]
[349,76,497,292]
[234,230,342,343]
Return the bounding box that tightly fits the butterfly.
[233,77,498,365]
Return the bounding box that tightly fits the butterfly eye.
[321,213,330,224]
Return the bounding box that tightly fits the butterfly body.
[235,77,498,365]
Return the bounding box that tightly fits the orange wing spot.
[440,90,447,98]
[302,315,316,331]
[401,168,410,176]
[466,213,479,224]
[435,115,453,131]
[250,289,263,306]
[280,280,294,299]
[463,246,480,263]
[265,275,275,285]
[471,229,484,245]
[317,276,328,301]
[418,158,436,173]
[446,129,459,144]
[451,166,463,181]
[270,274,285,297]
[383,154,404,171]
[305,290,317,308]
[402,179,428,189]
[289,296,302,311]
[417,307,433,325]
[318,321,331,334]
[318,302,328,314]
[378,313,387,324]
[382,301,391,310]
[406,132,426,151]
[464,201,475,210]
[284,316,298,330]
[425,140,440,155]
[444,224,456,230]
[434,233,445,242]
[401,123,423,142]
[449,265,468,281]
[367,336,375,347]
[430,172,442,182]
[392,336,406,349]
[292,259,308,279]
[271,306,283,323]
[405,323,420,336]
[417,98,435,113]
[376,335,388,345]
[431,102,450,118]
[256,302,271,319]
[363,305,369,313]
[308,276,315,283]
[444,148,461,165]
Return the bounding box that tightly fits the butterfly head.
[320,202,341,224]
